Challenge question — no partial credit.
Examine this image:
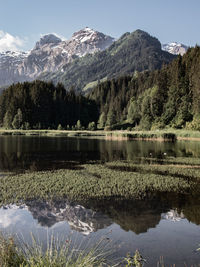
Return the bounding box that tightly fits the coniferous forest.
[0,81,98,129]
[89,46,200,130]
[0,46,200,131]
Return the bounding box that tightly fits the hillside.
[88,46,200,130]
[39,29,175,91]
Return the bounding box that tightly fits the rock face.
[40,29,176,91]
[0,27,114,87]
[1,28,185,90]
[162,42,188,55]
[0,51,28,86]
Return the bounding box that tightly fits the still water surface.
[0,136,200,266]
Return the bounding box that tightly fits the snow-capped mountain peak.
[35,34,62,49]
[162,42,188,55]
[71,27,114,46]
[16,27,115,79]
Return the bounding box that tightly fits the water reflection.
[1,193,200,235]
[1,136,200,173]
[1,196,200,266]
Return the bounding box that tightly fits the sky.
[0,0,199,52]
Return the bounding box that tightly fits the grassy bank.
[0,128,200,141]
[0,158,200,205]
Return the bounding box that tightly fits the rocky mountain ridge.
[0,50,29,86]
[0,27,187,90]
[39,29,176,91]
[0,27,115,88]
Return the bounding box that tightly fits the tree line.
[0,81,98,130]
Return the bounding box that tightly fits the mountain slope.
[40,29,175,91]
[0,27,114,87]
[88,46,200,130]
[21,27,115,80]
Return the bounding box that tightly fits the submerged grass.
[0,157,200,205]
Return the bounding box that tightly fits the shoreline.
[0,129,200,141]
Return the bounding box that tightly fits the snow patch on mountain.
[162,42,188,55]
[35,34,62,49]
[18,27,115,79]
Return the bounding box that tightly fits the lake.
[0,135,200,266]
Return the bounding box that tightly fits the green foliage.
[97,112,106,129]
[186,116,200,131]
[12,108,23,129]
[87,121,96,131]
[1,157,199,205]
[0,234,25,267]
[0,81,99,130]
[0,234,109,267]
[127,97,141,125]
[57,124,63,130]
[75,120,81,130]
[3,111,13,129]
[125,250,146,267]
[106,108,116,127]
[89,46,200,130]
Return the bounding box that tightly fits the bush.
[57,124,63,130]
[186,116,200,131]
[88,122,96,131]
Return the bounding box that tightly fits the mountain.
[39,29,175,91]
[0,29,175,91]
[0,50,28,87]
[162,42,188,55]
[0,27,115,88]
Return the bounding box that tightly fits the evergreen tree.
[106,108,116,126]
[3,111,13,129]
[97,112,106,129]
[12,108,23,129]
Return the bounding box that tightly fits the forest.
[0,46,200,131]
[0,81,98,130]
[89,46,200,130]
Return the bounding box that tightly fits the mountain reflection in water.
[1,193,200,235]
[1,196,200,267]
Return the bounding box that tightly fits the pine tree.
[3,111,13,129]
[12,108,23,129]
[97,112,106,129]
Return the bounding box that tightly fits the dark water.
[0,135,200,173]
[0,136,200,266]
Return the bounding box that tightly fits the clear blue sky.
[0,0,199,51]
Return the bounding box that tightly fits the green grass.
[82,77,107,92]
[0,233,111,267]
[0,158,200,205]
